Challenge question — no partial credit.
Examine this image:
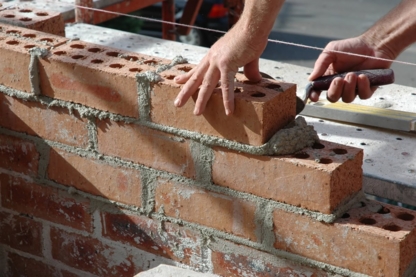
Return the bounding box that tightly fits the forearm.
[235,0,285,41]
[361,0,416,59]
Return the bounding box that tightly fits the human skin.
[174,0,285,116]
[309,0,416,103]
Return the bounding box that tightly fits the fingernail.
[174,98,181,107]
[174,76,180,81]
[193,108,200,115]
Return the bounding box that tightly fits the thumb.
[243,59,262,82]
[309,51,336,81]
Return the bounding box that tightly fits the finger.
[174,66,197,84]
[193,65,220,116]
[341,73,358,103]
[357,74,373,100]
[309,50,337,81]
[326,77,343,102]
[243,59,262,82]
[220,70,236,116]
[309,90,322,102]
[174,63,209,108]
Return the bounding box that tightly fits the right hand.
[309,36,393,103]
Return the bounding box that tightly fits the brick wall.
[1,9,416,277]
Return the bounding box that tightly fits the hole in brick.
[342,213,350,218]
[19,9,33,13]
[318,158,332,164]
[123,55,139,61]
[293,152,309,159]
[312,142,325,149]
[20,18,33,22]
[234,87,242,93]
[24,44,36,49]
[70,44,85,49]
[6,30,21,35]
[6,40,19,45]
[129,68,142,72]
[250,92,266,98]
[109,63,124,69]
[359,217,376,225]
[106,51,120,57]
[265,83,282,90]
[72,55,85,60]
[164,75,176,80]
[91,59,103,64]
[54,51,66,56]
[144,59,156,64]
[3,15,15,18]
[40,38,53,43]
[382,224,401,232]
[177,66,192,72]
[23,33,36,38]
[35,12,48,16]
[332,148,347,155]
[396,212,415,221]
[360,201,366,207]
[87,47,102,53]
[377,206,390,214]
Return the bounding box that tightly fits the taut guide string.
[8,2,416,67]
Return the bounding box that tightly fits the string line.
[10,2,416,67]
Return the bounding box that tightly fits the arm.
[309,0,416,103]
[174,0,285,115]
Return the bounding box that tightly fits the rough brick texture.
[0,7,65,36]
[0,16,415,277]
[273,199,416,276]
[152,68,297,145]
[212,140,363,214]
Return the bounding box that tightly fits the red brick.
[48,148,142,206]
[272,199,416,277]
[152,68,297,146]
[0,7,65,36]
[0,23,68,45]
[6,252,61,277]
[101,211,202,267]
[0,173,93,232]
[0,94,89,148]
[212,140,363,214]
[0,211,43,256]
[155,178,258,241]
[210,239,336,277]
[97,119,196,178]
[39,41,168,118]
[0,133,39,176]
[50,227,135,276]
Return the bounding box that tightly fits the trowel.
[261,69,395,114]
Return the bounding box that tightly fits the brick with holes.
[0,24,68,92]
[151,68,297,146]
[212,140,363,214]
[38,41,169,118]
[272,199,416,276]
[0,7,65,36]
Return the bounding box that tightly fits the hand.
[173,26,268,116]
[309,36,393,103]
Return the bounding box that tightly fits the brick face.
[0,173,93,232]
[0,133,39,176]
[212,140,363,214]
[151,69,297,145]
[6,252,61,277]
[48,148,142,206]
[50,227,135,276]
[97,119,196,178]
[0,94,89,148]
[210,239,338,277]
[272,200,416,276]
[101,211,203,268]
[155,178,258,241]
[0,211,43,257]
